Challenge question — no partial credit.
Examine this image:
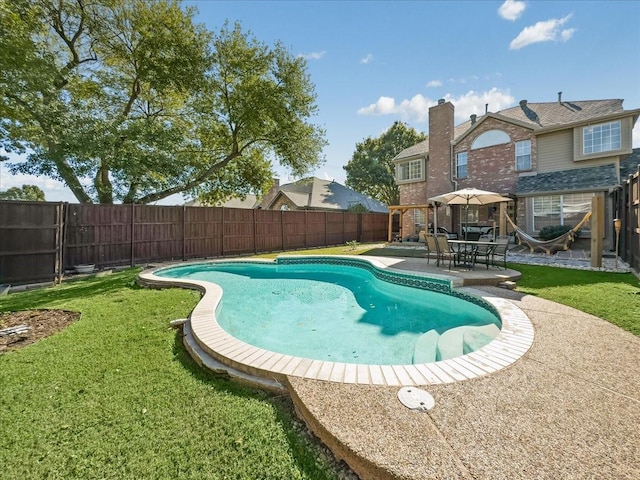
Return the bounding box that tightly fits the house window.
[397,159,422,181]
[583,121,621,154]
[532,193,593,231]
[471,130,510,149]
[456,152,467,178]
[515,140,531,171]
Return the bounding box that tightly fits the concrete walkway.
[288,259,640,480]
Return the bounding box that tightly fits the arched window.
[471,130,510,149]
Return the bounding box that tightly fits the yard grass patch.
[510,263,640,336]
[0,269,339,480]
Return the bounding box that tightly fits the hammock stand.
[505,212,592,255]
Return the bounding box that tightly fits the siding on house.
[572,115,635,162]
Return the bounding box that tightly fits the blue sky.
[2,0,639,202]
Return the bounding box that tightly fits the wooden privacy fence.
[0,202,388,285]
[618,165,640,272]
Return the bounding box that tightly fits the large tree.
[0,1,325,204]
[0,184,46,201]
[344,121,426,205]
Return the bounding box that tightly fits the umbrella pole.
[464,200,469,240]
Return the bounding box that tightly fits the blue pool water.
[157,261,501,365]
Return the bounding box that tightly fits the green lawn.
[507,262,640,336]
[2,249,638,479]
[0,269,339,480]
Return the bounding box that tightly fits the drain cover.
[397,387,435,411]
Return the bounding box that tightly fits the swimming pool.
[155,260,501,365]
[140,256,534,386]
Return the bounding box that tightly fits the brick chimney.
[428,99,455,198]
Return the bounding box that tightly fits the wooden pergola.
[387,204,433,242]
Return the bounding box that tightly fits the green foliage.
[0,269,339,479]
[346,202,368,213]
[344,121,426,205]
[345,240,359,250]
[0,184,45,201]
[538,225,580,240]
[0,2,325,205]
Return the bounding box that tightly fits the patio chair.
[424,233,438,264]
[490,236,509,269]
[434,233,459,269]
[471,235,494,269]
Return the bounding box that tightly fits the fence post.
[130,203,135,267]
[304,210,308,248]
[182,205,186,261]
[54,202,63,283]
[590,195,604,268]
[324,211,327,246]
[221,207,225,257]
[253,209,257,254]
[281,210,285,251]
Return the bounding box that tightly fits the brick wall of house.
[398,180,428,238]
[453,117,536,196]
[427,100,456,232]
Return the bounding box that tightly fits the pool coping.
[138,255,534,387]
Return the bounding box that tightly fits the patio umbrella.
[428,188,512,239]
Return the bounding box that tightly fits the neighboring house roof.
[620,148,640,179]
[516,164,620,196]
[393,99,639,163]
[264,177,388,212]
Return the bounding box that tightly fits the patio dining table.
[447,239,496,269]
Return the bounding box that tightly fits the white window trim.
[515,140,531,171]
[471,129,511,150]
[583,120,621,155]
[396,158,424,183]
[455,152,468,179]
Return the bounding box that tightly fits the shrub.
[539,225,581,240]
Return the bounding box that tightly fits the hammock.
[505,212,592,255]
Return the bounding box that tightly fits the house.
[261,177,387,212]
[187,177,387,213]
[393,94,640,249]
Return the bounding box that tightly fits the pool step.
[412,330,440,364]
[413,324,500,364]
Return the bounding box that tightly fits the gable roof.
[264,177,388,212]
[393,98,638,162]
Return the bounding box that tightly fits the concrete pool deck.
[287,261,640,479]
[141,255,640,479]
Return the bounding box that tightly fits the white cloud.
[498,0,526,21]
[426,80,442,88]
[299,50,326,60]
[357,88,515,125]
[510,14,575,50]
[444,88,516,123]
[360,53,373,64]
